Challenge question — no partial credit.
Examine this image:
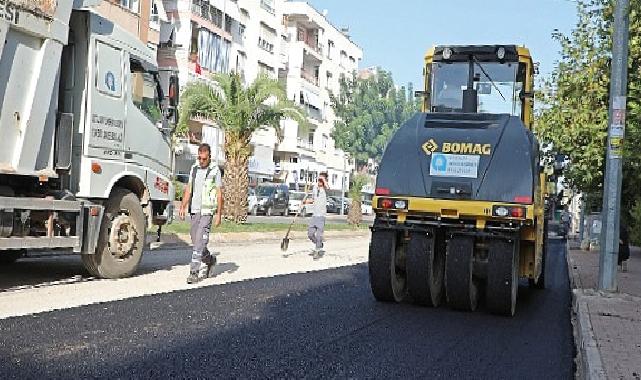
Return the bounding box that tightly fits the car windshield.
[431,61,523,116]
[257,186,275,196]
[290,192,305,201]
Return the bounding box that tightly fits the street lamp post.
[340,156,347,216]
[598,0,630,291]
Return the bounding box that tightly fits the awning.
[160,22,176,45]
[301,88,321,108]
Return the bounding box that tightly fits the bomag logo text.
[442,142,492,155]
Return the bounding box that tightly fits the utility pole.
[599,0,630,291]
[579,194,586,243]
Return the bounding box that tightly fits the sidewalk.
[148,229,370,250]
[567,241,641,379]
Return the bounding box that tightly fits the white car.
[247,188,258,214]
[361,200,373,215]
[288,191,312,216]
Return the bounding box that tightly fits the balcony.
[301,70,319,87]
[258,37,275,53]
[297,138,314,151]
[305,105,323,122]
[260,0,275,15]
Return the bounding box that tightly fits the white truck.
[0,0,178,278]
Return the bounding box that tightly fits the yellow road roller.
[369,45,546,316]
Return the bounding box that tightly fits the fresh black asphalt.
[0,240,573,379]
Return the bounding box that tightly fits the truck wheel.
[0,250,24,265]
[82,188,146,279]
[486,238,520,316]
[445,235,478,311]
[406,230,444,306]
[369,230,408,303]
[530,221,547,289]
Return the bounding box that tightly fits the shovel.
[281,193,311,252]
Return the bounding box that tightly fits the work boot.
[200,254,218,279]
[186,272,200,284]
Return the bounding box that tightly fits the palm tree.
[178,73,307,223]
[347,172,369,225]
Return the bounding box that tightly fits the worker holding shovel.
[307,173,329,258]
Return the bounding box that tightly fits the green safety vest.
[189,162,220,215]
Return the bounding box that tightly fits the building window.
[258,22,276,53]
[196,28,231,73]
[322,134,328,150]
[260,0,275,15]
[150,1,160,27]
[308,132,314,145]
[258,61,275,76]
[120,0,140,13]
[327,40,334,59]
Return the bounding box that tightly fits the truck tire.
[406,230,444,306]
[445,235,478,311]
[82,188,146,279]
[486,238,520,316]
[369,230,408,303]
[0,250,24,265]
[530,220,547,289]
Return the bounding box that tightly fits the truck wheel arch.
[107,174,147,204]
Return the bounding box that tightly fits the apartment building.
[276,2,362,195]
[158,0,284,182]
[154,1,362,193]
[96,0,167,52]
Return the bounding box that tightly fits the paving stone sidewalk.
[567,241,641,380]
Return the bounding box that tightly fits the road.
[0,239,574,379]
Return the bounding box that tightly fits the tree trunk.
[223,133,251,224]
[348,198,362,225]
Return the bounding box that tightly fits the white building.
[158,0,362,193]
[275,2,362,195]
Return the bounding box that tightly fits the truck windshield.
[431,61,523,116]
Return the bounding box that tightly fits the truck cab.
[421,45,535,129]
[0,1,178,278]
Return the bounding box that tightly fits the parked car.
[247,187,258,214]
[288,191,312,216]
[327,196,347,214]
[361,200,373,215]
[252,184,290,216]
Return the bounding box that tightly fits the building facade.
[276,2,362,195]
[108,0,363,194]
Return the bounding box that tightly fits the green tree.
[537,0,641,239]
[347,172,370,225]
[330,69,418,168]
[178,73,306,223]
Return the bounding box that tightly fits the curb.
[566,246,607,380]
[147,229,371,251]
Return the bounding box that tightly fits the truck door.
[124,57,172,195]
[87,39,126,163]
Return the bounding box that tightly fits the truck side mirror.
[414,90,429,98]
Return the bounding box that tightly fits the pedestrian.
[619,218,630,272]
[307,173,328,258]
[179,143,224,284]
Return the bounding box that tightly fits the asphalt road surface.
[0,240,573,379]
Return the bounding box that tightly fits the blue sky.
[307,0,578,88]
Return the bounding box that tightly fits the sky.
[307,0,579,88]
